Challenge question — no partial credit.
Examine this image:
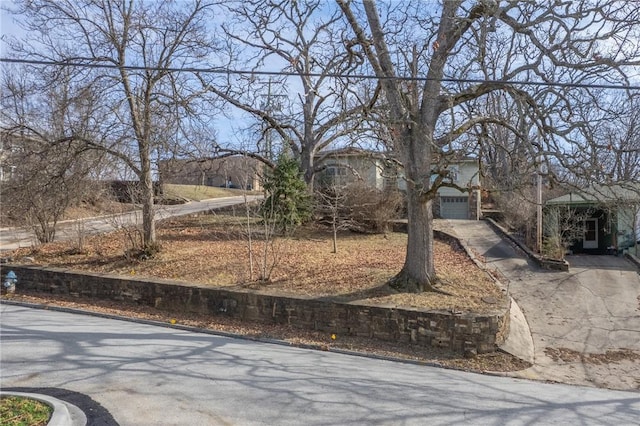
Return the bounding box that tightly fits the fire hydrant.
[3,270,17,294]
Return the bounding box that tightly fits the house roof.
[547,182,640,206]
[315,147,388,160]
[315,148,478,164]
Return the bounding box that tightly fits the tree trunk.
[389,189,438,293]
[300,146,315,192]
[141,186,156,249]
[139,148,156,249]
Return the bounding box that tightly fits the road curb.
[498,297,535,364]
[1,391,87,426]
[624,252,640,271]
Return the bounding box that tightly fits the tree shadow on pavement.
[2,305,639,425]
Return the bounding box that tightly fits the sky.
[0,1,19,56]
[0,1,256,150]
[2,1,639,157]
[0,0,354,156]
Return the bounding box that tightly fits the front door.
[583,218,598,249]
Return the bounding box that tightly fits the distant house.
[315,148,481,220]
[0,131,21,182]
[546,183,640,255]
[431,158,481,220]
[158,156,264,191]
[314,148,396,190]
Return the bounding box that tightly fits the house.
[0,131,20,182]
[158,156,264,191]
[545,183,640,256]
[431,157,481,220]
[315,148,481,220]
[314,148,395,190]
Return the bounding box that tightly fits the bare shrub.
[0,138,104,244]
[104,184,160,260]
[543,206,593,260]
[318,182,404,234]
[493,189,537,248]
[315,184,356,253]
[243,194,282,282]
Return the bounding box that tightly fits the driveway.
[444,219,640,391]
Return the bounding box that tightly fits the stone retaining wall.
[1,265,509,354]
[485,218,570,271]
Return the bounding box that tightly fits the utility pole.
[265,79,274,160]
[534,126,545,255]
[537,154,543,254]
[260,79,286,161]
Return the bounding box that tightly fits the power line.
[1,56,639,91]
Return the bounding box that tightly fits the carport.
[545,183,640,256]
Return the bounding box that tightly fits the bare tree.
[315,183,353,253]
[241,191,284,282]
[4,0,219,253]
[592,95,640,182]
[201,0,377,189]
[0,139,102,243]
[1,67,107,243]
[474,93,537,192]
[337,0,640,292]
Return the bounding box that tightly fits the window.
[442,196,467,203]
[326,166,347,176]
[430,165,459,184]
[447,166,459,182]
[321,165,350,187]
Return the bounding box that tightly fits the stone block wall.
[469,189,481,220]
[1,265,509,354]
[432,195,442,219]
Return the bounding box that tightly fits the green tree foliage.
[261,155,312,235]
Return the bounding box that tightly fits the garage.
[440,196,469,219]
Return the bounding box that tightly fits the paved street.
[0,195,261,252]
[448,220,640,390]
[1,304,639,425]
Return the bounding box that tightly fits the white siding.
[318,157,385,189]
[437,161,479,197]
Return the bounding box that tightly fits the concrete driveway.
[444,220,640,391]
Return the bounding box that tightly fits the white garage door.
[440,196,469,219]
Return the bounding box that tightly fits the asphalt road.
[1,304,639,425]
[0,195,261,252]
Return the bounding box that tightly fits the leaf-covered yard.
[9,214,506,314]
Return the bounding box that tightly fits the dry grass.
[0,395,52,426]
[63,200,138,219]
[162,184,253,201]
[9,214,506,314]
